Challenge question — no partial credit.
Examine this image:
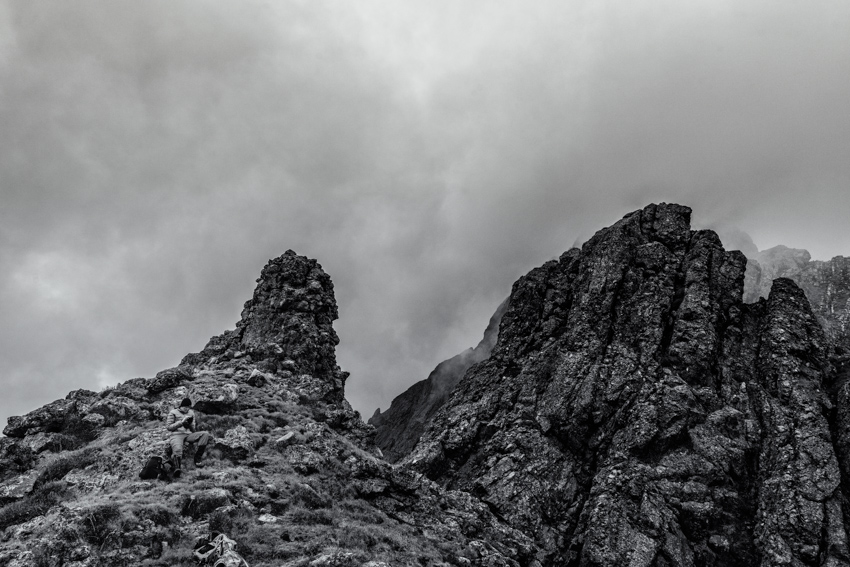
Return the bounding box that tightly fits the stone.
[214,425,252,461]
[62,471,119,492]
[3,398,77,438]
[146,365,194,394]
[84,396,143,426]
[180,251,349,404]
[0,439,36,480]
[403,204,850,565]
[181,488,233,518]
[744,246,850,353]
[247,368,269,387]
[189,382,240,414]
[0,470,38,502]
[274,431,297,449]
[285,445,324,474]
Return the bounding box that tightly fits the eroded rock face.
[403,203,850,566]
[370,298,510,462]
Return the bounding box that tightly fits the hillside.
[0,251,530,567]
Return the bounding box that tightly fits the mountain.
[4,205,850,567]
[402,204,850,565]
[374,240,850,475]
[369,298,510,463]
[0,251,530,566]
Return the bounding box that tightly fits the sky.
[1,0,849,428]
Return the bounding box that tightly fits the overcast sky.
[1,0,849,427]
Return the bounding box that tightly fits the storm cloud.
[1,0,848,425]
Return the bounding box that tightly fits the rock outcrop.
[370,298,509,462]
[0,251,530,567]
[3,206,850,567]
[403,203,850,566]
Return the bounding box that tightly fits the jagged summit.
[0,250,531,566]
[3,205,850,567]
[3,250,352,439]
[179,250,348,405]
[743,245,850,351]
[399,203,850,565]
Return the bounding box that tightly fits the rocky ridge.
[0,251,530,567]
[374,237,850,479]
[3,206,850,567]
[401,204,850,565]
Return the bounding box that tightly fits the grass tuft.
[0,481,69,531]
[33,447,99,490]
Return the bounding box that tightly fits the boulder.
[181,488,233,518]
[0,470,38,503]
[190,382,240,414]
[0,439,36,479]
[3,398,77,438]
[274,431,297,450]
[85,396,143,426]
[285,445,324,474]
[214,426,252,462]
[146,365,194,394]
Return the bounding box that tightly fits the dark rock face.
[403,204,850,566]
[370,298,510,462]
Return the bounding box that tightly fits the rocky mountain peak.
[179,251,347,405]
[400,203,849,565]
[3,206,850,567]
[744,244,850,353]
[0,250,534,566]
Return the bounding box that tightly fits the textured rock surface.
[180,250,350,405]
[404,204,850,566]
[370,298,510,462]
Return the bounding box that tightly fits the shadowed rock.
[404,203,850,566]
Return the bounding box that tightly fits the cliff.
[403,203,850,565]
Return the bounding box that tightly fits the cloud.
[0,0,849,425]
